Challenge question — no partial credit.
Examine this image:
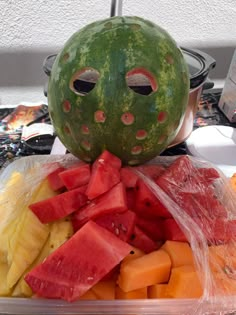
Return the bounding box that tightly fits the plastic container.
[0,154,235,315]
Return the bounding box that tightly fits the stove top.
[1,90,235,170]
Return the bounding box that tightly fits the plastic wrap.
[0,153,235,315]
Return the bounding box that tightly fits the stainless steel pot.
[43,47,215,147]
[169,47,216,147]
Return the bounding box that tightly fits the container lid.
[43,48,216,90]
[181,47,216,89]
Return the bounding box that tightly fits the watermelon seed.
[130,234,136,240]
[111,222,115,228]
[115,228,120,235]
[121,112,134,125]
[120,224,127,232]
[130,250,135,255]
[145,201,151,207]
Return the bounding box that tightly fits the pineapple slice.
[7,211,49,289]
[12,217,73,297]
[0,262,12,296]
[6,178,58,289]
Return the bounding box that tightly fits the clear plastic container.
[0,154,235,315]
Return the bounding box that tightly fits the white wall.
[1,0,236,104]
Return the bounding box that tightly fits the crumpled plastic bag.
[0,153,235,315]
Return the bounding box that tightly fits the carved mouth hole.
[126,68,158,96]
[70,68,100,96]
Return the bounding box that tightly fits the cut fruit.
[94,210,136,242]
[25,221,132,302]
[72,183,127,231]
[59,164,91,190]
[117,249,171,292]
[29,188,88,224]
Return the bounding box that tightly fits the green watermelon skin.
[48,16,189,165]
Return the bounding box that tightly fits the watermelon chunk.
[86,151,121,200]
[94,210,136,242]
[128,226,160,253]
[72,182,127,231]
[156,155,195,196]
[47,166,66,191]
[29,188,88,224]
[59,164,91,190]
[120,167,139,188]
[136,216,164,241]
[162,218,188,242]
[24,221,132,302]
[134,178,172,218]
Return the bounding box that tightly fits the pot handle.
[43,54,57,77]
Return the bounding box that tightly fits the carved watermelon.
[48,16,189,165]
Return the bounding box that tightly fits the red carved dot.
[62,100,71,113]
[121,112,135,125]
[166,54,174,65]
[81,125,89,135]
[158,134,167,144]
[81,140,91,151]
[157,111,168,123]
[64,125,71,134]
[94,110,106,123]
[136,129,148,140]
[131,146,142,155]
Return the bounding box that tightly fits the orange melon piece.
[230,173,236,191]
[117,249,171,292]
[209,242,236,273]
[91,280,116,300]
[80,290,98,300]
[161,241,194,267]
[165,265,203,298]
[212,271,236,295]
[115,285,147,299]
[148,284,168,298]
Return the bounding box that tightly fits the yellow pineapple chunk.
[11,217,73,297]
[0,262,12,296]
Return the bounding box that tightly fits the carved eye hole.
[70,68,100,96]
[126,68,158,96]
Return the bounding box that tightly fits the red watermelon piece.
[47,166,66,191]
[136,216,164,241]
[128,226,160,253]
[134,178,172,219]
[29,188,88,224]
[72,182,127,231]
[162,218,188,242]
[24,221,132,302]
[85,151,121,200]
[59,164,91,190]
[94,210,136,242]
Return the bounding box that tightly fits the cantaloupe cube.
[115,285,147,299]
[91,280,116,300]
[117,249,171,292]
[161,241,194,267]
[208,242,236,273]
[165,265,203,298]
[148,284,168,298]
